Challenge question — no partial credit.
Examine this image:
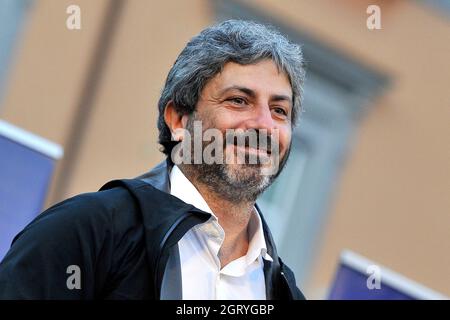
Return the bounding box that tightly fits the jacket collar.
[135,158,172,193]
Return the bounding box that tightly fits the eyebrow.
[219,85,292,107]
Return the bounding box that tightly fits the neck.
[178,164,255,267]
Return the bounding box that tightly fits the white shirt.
[169,165,273,300]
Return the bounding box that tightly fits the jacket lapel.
[256,203,284,300]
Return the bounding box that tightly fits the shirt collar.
[169,165,215,216]
[247,206,273,263]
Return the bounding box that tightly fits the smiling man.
[0,20,306,300]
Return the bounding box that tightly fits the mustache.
[223,129,276,154]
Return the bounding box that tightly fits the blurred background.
[0,0,449,299]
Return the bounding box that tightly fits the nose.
[245,103,275,133]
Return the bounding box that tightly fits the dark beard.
[179,117,292,203]
[195,145,290,203]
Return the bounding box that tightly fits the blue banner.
[0,121,62,260]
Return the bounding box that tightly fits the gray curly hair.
[157,19,306,155]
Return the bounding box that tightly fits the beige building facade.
[1,0,449,298]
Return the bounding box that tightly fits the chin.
[224,163,272,190]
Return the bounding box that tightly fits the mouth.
[231,144,272,156]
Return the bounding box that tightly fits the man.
[0,20,306,299]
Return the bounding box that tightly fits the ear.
[164,100,189,140]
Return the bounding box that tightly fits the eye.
[227,97,247,105]
[273,107,288,116]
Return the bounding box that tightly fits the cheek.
[195,109,217,130]
[277,129,291,154]
[207,112,239,131]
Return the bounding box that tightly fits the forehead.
[204,60,292,98]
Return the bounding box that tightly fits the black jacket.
[0,160,305,299]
